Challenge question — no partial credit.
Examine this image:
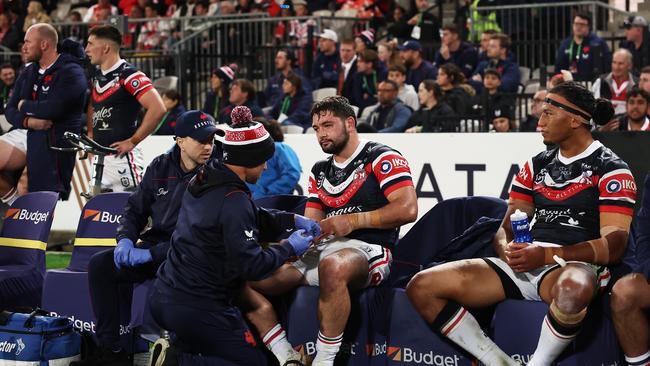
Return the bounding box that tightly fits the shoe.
[150,337,178,366]
[70,348,131,366]
[283,361,306,366]
[282,350,309,366]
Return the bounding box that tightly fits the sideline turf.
[46,252,72,269]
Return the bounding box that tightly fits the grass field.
[46,252,72,269]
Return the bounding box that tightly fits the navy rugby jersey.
[91,60,153,147]
[307,140,413,248]
[510,141,636,246]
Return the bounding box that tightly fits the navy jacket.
[218,101,264,125]
[555,33,611,82]
[5,41,87,200]
[202,90,228,118]
[433,42,479,78]
[263,68,312,108]
[620,35,650,75]
[155,104,186,135]
[311,52,341,89]
[116,144,221,265]
[471,59,521,94]
[634,172,650,278]
[154,160,297,309]
[406,60,436,90]
[271,90,314,129]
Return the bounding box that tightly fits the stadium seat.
[41,193,137,350]
[519,66,531,86]
[152,76,179,93]
[312,88,337,102]
[282,124,305,134]
[389,196,507,287]
[492,295,623,365]
[0,191,59,310]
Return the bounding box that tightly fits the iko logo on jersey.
[0,338,24,356]
[83,209,122,224]
[387,346,461,365]
[5,208,49,225]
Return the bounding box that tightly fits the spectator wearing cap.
[203,64,237,118]
[470,33,520,94]
[351,49,387,113]
[611,87,650,131]
[489,106,515,133]
[150,106,316,365]
[620,15,650,74]
[471,68,515,128]
[312,29,341,89]
[555,12,611,82]
[399,40,436,90]
[388,64,420,111]
[270,71,313,130]
[219,79,264,125]
[592,48,638,115]
[520,89,547,132]
[263,49,311,108]
[358,80,412,132]
[405,79,457,133]
[434,23,479,79]
[74,110,221,366]
[247,119,301,199]
[355,29,375,54]
[338,39,358,101]
[155,89,187,135]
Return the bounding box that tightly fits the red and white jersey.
[307,140,413,248]
[510,140,636,246]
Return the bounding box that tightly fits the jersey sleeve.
[509,158,534,202]
[598,163,636,216]
[306,165,323,211]
[371,149,413,197]
[122,70,154,100]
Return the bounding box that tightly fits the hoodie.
[5,39,87,200]
[154,160,297,309]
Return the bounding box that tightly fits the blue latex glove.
[114,238,134,269]
[113,238,153,269]
[287,229,313,257]
[295,215,321,238]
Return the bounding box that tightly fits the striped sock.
[1,187,17,205]
[527,313,581,366]
[312,331,343,366]
[626,350,650,366]
[431,301,517,366]
[262,324,296,365]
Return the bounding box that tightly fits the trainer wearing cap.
[398,39,436,89]
[311,29,341,89]
[620,15,650,74]
[73,110,221,366]
[150,106,320,365]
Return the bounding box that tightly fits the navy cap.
[398,40,422,51]
[175,110,218,141]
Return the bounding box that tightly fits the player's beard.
[321,129,349,155]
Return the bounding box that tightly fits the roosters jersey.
[510,141,636,246]
[91,59,153,147]
[307,140,414,248]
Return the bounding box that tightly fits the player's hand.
[27,118,52,130]
[110,138,136,158]
[287,229,313,257]
[320,214,355,237]
[505,243,545,272]
[439,44,450,60]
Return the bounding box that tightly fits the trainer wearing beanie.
[150,106,321,365]
[73,110,221,366]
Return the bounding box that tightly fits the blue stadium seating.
[0,191,58,309]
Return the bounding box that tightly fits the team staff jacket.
[307,140,414,248]
[116,144,221,265]
[5,40,87,199]
[433,41,479,79]
[90,60,154,147]
[510,140,636,246]
[634,172,650,278]
[155,160,298,309]
[471,59,521,94]
[555,33,612,82]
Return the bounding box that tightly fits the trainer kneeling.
[150,106,319,365]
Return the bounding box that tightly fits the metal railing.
[474,1,632,72]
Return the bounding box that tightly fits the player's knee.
[244,298,274,323]
[406,272,431,309]
[611,274,646,313]
[554,275,595,313]
[318,256,349,292]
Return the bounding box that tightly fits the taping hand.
[287,229,313,257]
[295,215,321,238]
[114,238,134,269]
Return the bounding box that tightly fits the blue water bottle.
[510,209,532,243]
